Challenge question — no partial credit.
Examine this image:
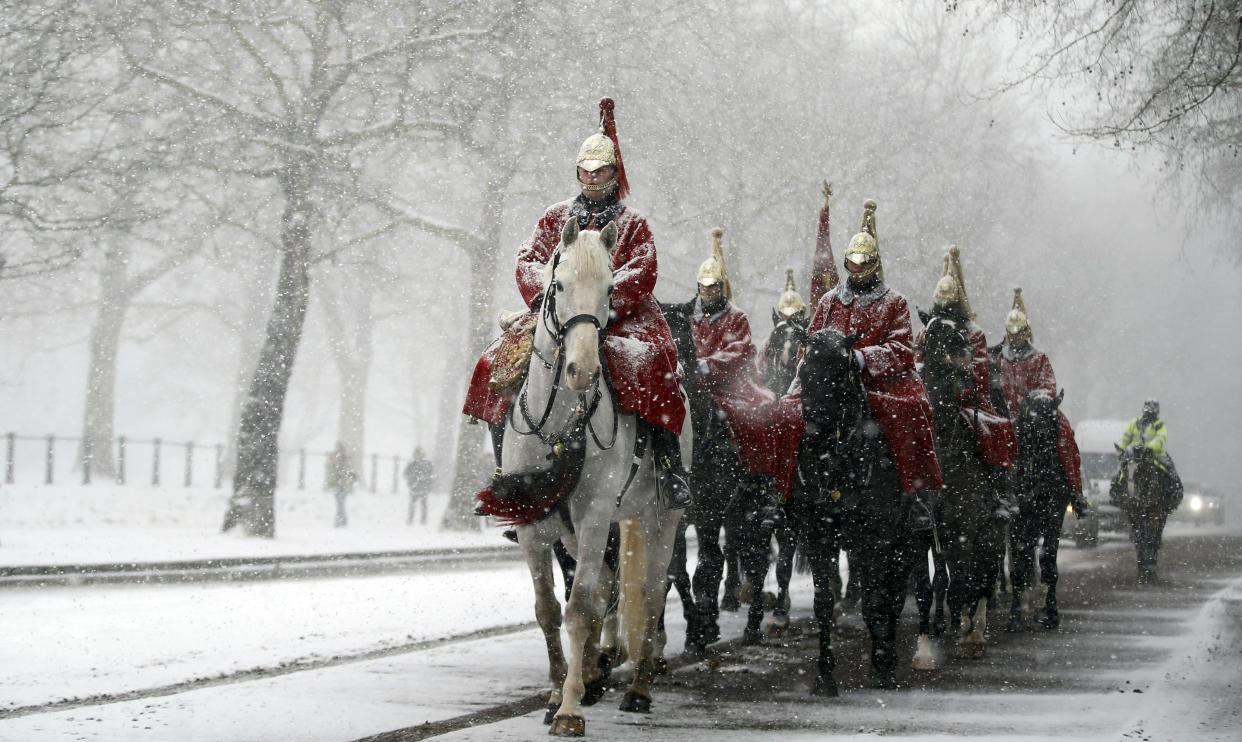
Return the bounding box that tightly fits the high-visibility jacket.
[1120,417,1170,470]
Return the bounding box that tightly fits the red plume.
[598,97,629,200]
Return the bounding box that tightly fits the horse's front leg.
[1038,512,1062,629]
[550,521,611,736]
[518,528,567,724]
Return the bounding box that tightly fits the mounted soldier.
[915,246,1016,510]
[675,228,783,652]
[756,268,810,392]
[775,199,944,513]
[991,287,1086,505]
[462,98,690,510]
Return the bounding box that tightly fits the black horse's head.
[658,300,696,384]
[918,313,974,416]
[762,311,809,393]
[797,328,865,429]
[1015,389,1063,464]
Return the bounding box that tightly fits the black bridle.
[509,247,618,451]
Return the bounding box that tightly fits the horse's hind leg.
[665,520,701,659]
[764,526,795,638]
[912,546,938,671]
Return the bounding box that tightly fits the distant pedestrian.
[325,443,356,528]
[403,448,434,526]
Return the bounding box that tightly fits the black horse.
[913,314,1005,663]
[786,328,923,693]
[753,313,836,637]
[1111,443,1179,583]
[1008,389,1076,631]
[657,301,772,655]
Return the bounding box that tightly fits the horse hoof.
[597,653,614,681]
[742,628,763,646]
[1005,617,1023,633]
[720,595,741,612]
[653,656,669,675]
[582,676,608,707]
[619,691,652,714]
[700,621,721,646]
[543,704,558,725]
[1041,615,1060,630]
[811,676,839,697]
[549,714,585,736]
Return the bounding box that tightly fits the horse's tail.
[618,515,648,665]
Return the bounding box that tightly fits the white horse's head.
[544,219,616,392]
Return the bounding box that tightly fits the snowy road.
[1,527,1240,741]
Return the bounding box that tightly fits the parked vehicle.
[1063,419,1129,548]
[1171,482,1226,526]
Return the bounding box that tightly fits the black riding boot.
[651,424,692,510]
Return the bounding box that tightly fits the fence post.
[391,455,399,494]
[82,436,92,485]
[117,436,127,485]
[184,441,194,487]
[5,432,14,485]
[214,444,224,489]
[370,453,378,493]
[45,434,54,485]
[298,448,306,490]
[152,437,161,486]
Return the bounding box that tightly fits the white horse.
[502,219,684,737]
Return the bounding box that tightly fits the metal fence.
[2,433,411,494]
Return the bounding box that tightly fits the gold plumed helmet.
[777,268,808,318]
[843,199,882,281]
[576,133,616,172]
[932,245,975,318]
[575,98,629,199]
[696,227,733,301]
[1005,286,1032,341]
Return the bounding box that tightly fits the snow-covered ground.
[1,482,1240,741]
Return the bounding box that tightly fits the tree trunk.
[223,247,280,485]
[79,244,130,480]
[224,160,314,537]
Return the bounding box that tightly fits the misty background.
[1,0,1238,531]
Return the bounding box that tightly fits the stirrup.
[908,493,934,533]
[658,465,692,510]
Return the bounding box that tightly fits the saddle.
[487,311,537,392]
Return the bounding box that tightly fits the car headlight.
[1189,495,1203,511]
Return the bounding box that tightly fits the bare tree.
[96,0,499,537]
[962,0,1242,253]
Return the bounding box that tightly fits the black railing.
[2,432,410,494]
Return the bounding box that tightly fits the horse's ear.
[599,221,618,251]
[846,332,863,348]
[772,308,781,327]
[1115,442,1124,454]
[916,307,930,327]
[1055,388,1064,407]
[561,218,578,246]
